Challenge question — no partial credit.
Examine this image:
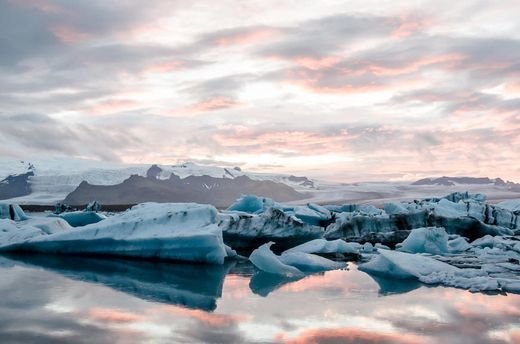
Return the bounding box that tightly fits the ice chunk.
[359,248,519,293]
[249,242,345,276]
[496,199,520,212]
[397,227,449,255]
[0,219,47,244]
[1,203,229,264]
[292,203,332,226]
[361,242,375,253]
[280,252,346,272]
[284,239,360,255]
[384,202,409,215]
[226,195,282,213]
[447,236,472,253]
[432,199,467,218]
[359,249,458,280]
[249,242,304,277]
[0,203,28,221]
[219,207,323,251]
[51,211,106,227]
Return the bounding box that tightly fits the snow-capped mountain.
[0,158,317,204]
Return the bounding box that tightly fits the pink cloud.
[91,99,142,115]
[8,0,65,14]
[50,25,91,44]
[87,307,145,324]
[143,60,185,74]
[167,97,243,116]
[160,306,249,328]
[213,28,279,46]
[279,327,425,344]
[391,14,433,38]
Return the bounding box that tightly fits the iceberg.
[496,199,520,212]
[0,203,229,264]
[226,195,333,226]
[396,227,449,255]
[447,236,472,253]
[219,207,323,251]
[359,244,520,293]
[325,192,518,243]
[359,249,458,280]
[249,242,304,277]
[0,203,28,221]
[280,252,346,272]
[249,242,345,276]
[284,239,360,255]
[226,195,283,213]
[51,211,106,227]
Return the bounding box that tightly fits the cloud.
[0,1,518,181]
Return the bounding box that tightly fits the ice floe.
[249,242,346,276]
[0,203,229,264]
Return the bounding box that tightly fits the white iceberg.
[249,242,346,276]
[359,249,458,280]
[280,252,346,272]
[447,236,472,252]
[359,248,520,293]
[249,242,304,277]
[0,203,28,221]
[397,227,449,255]
[283,238,360,255]
[495,199,520,212]
[226,195,283,213]
[0,203,229,264]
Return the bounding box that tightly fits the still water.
[0,254,518,344]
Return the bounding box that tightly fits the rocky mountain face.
[0,171,34,200]
[64,167,307,207]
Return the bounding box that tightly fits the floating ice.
[447,236,472,253]
[397,227,449,255]
[249,242,346,276]
[249,242,304,277]
[359,249,458,280]
[0,203,28,221]
[280,252,346,272]
[51,211,106,227]
[0,203,229,264]
[226,195,282,214]
[496,199,520,212]
[284,239,360,255]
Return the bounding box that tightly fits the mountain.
[0,159,315,204]
[64,168,307,207]
[0,170,34,200]
[412,176,520,190]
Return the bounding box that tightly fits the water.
[0,254,518,344]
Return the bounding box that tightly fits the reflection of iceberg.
[249,271,303,297]
[2,253,232,311]
[365,274,422,295]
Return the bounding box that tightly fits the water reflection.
[1,253,232,311]
[0,254,519,343]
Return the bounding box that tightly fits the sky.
[0,0,519,182]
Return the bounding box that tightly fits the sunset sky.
[1,0,519,182]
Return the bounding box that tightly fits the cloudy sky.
[1,0,519,182]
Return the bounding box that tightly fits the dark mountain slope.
[64,173,307,207]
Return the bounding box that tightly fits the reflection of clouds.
[86,307,146,324]
[1,260,519,343]
[278,327,424,344]
[374,288,520,344]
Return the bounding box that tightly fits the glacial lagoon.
[1,254,518,344]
